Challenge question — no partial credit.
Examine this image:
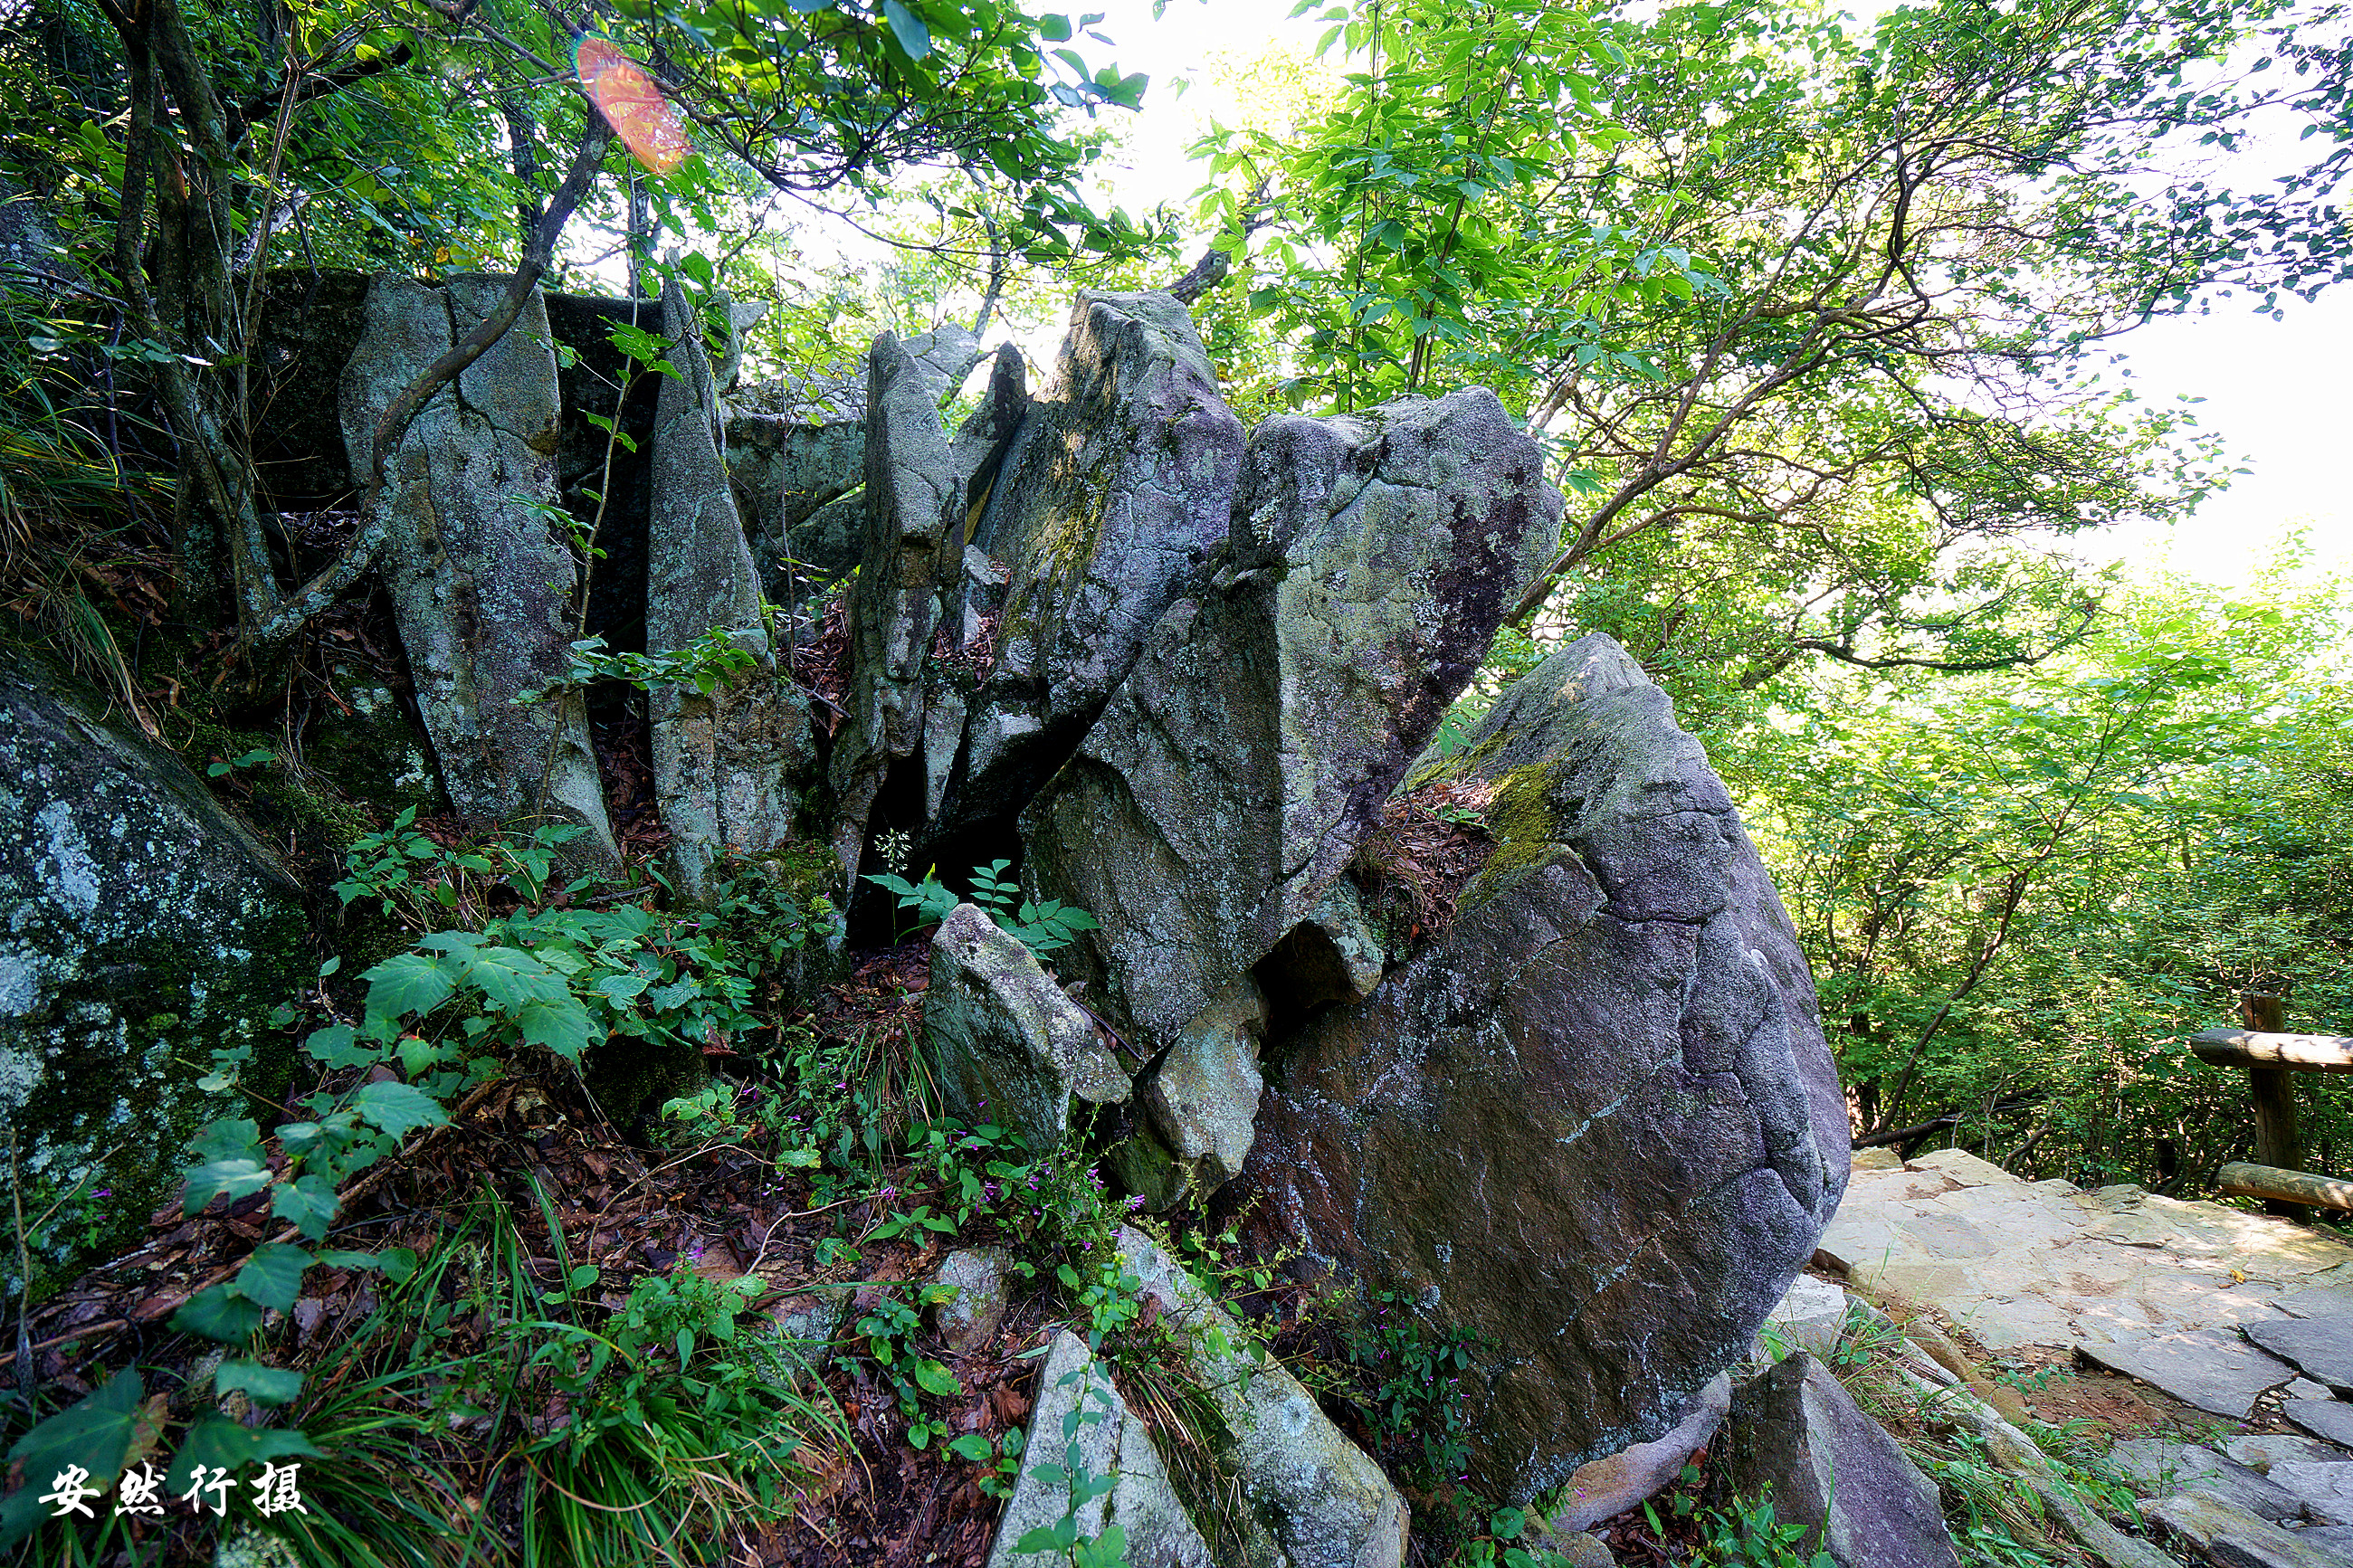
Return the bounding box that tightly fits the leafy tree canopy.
[1194,0,2352,691]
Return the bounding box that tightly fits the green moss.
[2,648,313,1301]
[1453,765,1567,917]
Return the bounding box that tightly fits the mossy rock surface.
[0,650,305,1298]
[1235,633,1851,1500]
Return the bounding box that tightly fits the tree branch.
[245,119,614,648]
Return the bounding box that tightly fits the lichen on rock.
[1234,633,1850,1500]
[0,651,304,1298]
[338,273,616,867]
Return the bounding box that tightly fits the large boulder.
[1720,1353,1959,1568]
[1233,634,1847,1497]
[0,653,304,1297]
[339,274,616,863]
[1024,387,1558,1195]
[643,279,822,899]
[936,292,1245,841]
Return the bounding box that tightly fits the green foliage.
[1204,0,2351,689]
[1724,567,2353,1188]
[1058,1256,1143,1354]
[0,1370,146,1551]
[1014,1359,1129,1568]
[1444,1504,1586,1567]
[513,630,757,706]
[856,1283,964,1449]
[1681,1487,1837,1568]
[334,812,587,929]
[1345,1289,1479,1486]
[864,859,1100,958]
[205,746,276,777]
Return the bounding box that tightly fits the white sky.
[1072,0,2350,594]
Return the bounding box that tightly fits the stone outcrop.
[1025,385,1558,1198]
[339,273,616,865]
[923,904,1127,1148]
[643,279,821,899]
[827,332,962,883]
[929,1246,1014,1354]
[726,411,866,584]
[934,292,1245,842]
[0,652,303,1297]
[1233,633,1847,1497]
[2141,1494,2342,1568]
[1720,1353,1960,1568]
[986,1329,1214,1568]
[1117,1228,1408,1568]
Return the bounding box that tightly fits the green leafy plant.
[1060,1257,1142,1354]
[333,812,587,929]
[1681,1487,1837,1568]
[1347,1290,1481,1486]
[205,746,276,777]
[512,629,757,705]
[1448,1504,1586,1568]
[856,1283,964,1449]
[951,1426,1028,1499]
[864,858,1100,959]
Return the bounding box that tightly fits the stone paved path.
[1818,1147,2353,1421]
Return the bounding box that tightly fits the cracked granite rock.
[1233,633,1849,1500]
[644,279,820,899]
[339,273,616,863]
[935,291,1244,845]
[1021,388,1557,1195]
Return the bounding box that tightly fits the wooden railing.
[2191,991,2353,1221]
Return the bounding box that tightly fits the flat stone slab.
[2142,1494,2349,1568]
[1910,1148,2019,1187]
[1823,1154,2353,1373]
[2110,1440,2304,1522]
[2082,1327,2300,1418]
[2225,1434,2353,1474]
[2286,1401,2353,1448]
[2271,1462,2353,1525]
[2252,1318,2353,1395]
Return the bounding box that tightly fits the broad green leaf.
[881,0,930,58]
[183,1158,272,1215]
[272,1174,339,1240]
[170,1283,264,1344]
[214,1359,304,1406]
[0,1369,144,1549]
[352,1080,447,1137]
[236,1243,312,1313]
[304,1022,378,1069]
[188,1117,262,1164]
[459,946,567,1011]
[362,951,457,1019]
[515,995,599,1060]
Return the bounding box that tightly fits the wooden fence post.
[2241,991,2308,1221]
